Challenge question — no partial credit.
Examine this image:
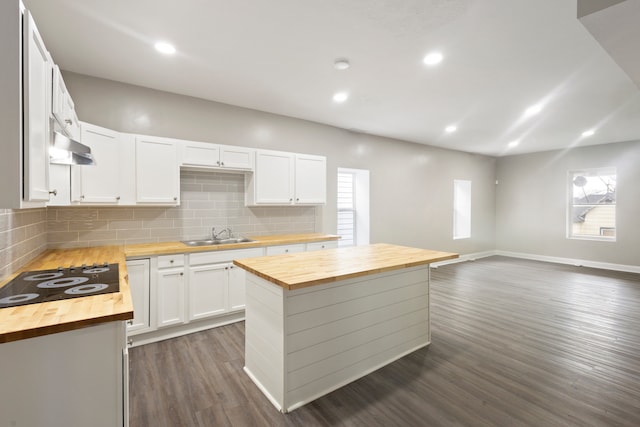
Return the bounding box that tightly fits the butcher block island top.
[233,243,459,290]
[0,246,133,343]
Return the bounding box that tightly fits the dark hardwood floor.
[129,256,640,426]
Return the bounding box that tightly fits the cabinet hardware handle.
[127,320,133,325]
[116,196,121,201]
[285,249,289,253]
[81,195,85,200]
[289,198,293,202]
[180,272,183,276]
[221,161,224,166]
[49,189,57,196]
[217,161,220,166]
[170,260,174,263]
[296,198,299,202]
[173,197,178,201]
[64,119,72,125]
[127,339,133,346]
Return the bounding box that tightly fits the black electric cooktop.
[0,263,120,308]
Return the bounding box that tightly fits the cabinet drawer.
[157,254,185,268]
[306,241,338,251]
[189,248,264,266]
[266,244,305,256]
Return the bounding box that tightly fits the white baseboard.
[430,250,495,268]
[495,250,640,274]
[431,249,640,274]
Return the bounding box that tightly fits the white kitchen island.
[233,243,458,413]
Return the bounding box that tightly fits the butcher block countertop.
[0,246,133,344]
[233,243,458,290]
[125,233,340,257]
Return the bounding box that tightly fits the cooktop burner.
[0,263,120,308]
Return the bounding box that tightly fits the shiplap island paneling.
[234,243,458,412]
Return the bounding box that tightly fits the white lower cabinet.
[126,259,151,334]
[156,255,185,328]
[125,242,338,346]
[188,263,228,321]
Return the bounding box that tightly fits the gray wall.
[496,140,640,267]
[63,71,497,255]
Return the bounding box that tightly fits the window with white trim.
[568,168,616,240]
[453,179,471,240]
[337,168,369,247]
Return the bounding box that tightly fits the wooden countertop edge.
[124,234,340,257]
[0,311,132,344]
[234,252,459,290]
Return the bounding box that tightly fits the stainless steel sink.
[181,237,254,246]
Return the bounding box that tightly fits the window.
[568,168,616,240]
[337,168,369,247]
[453,180,471,240]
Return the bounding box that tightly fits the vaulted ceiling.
[23,0,640,156]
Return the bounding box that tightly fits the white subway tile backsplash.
[40,171,316,249]
[0,209,47,281]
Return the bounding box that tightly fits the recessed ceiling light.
[333,92,348,103]
[334,59,350,70]
[581,129,595,137]
[508,140,520,148]
[445,125,457,133]
[154,41,176,55]
[524,104,543,116]
[423,52,443,66]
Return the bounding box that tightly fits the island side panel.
[283,265,431,411]
[244,272,286,411]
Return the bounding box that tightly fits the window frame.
[566,167,616,242]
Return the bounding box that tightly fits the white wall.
[496,140,640,267]
[63,71,496,255]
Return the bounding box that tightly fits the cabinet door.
[72,123,121,203]
[47,164,70,206]
[188,263,228,321]
[220,145,254,170]
[180,141,220,167]
[22,10,51,202]
[136,136,179,204]
[294,154,326,204]
[51,65,79,138]
[255,150,294,204]
[157,268,185,328]
[228,264,246,311]
[126,259,151,334]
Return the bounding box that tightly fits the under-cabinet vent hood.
[49,131,95,165]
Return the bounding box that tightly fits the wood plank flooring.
[129,256,640,426]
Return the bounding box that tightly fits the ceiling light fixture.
[445,125,457,133]
[154,41,176,55]
[333,92,348,103]
[508,140,520,148]
[581,129,595,137]
[423,52,443,66]
[524,104,543,116]
[334,59,350,70]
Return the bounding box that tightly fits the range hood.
[49,131,96,165]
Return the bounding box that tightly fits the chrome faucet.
[212,227,232,240]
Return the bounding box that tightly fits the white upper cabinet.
[72,123,122,204]
[135,135,180,205]
[246,150,326,206]
[22,9,52,204]
[294,154,327,204]
[180,140,254,171]
[51,65,80,140]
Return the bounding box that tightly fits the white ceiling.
[23,0,640,157]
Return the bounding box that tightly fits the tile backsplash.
[0,209,47,281]
[47,171,318,248]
